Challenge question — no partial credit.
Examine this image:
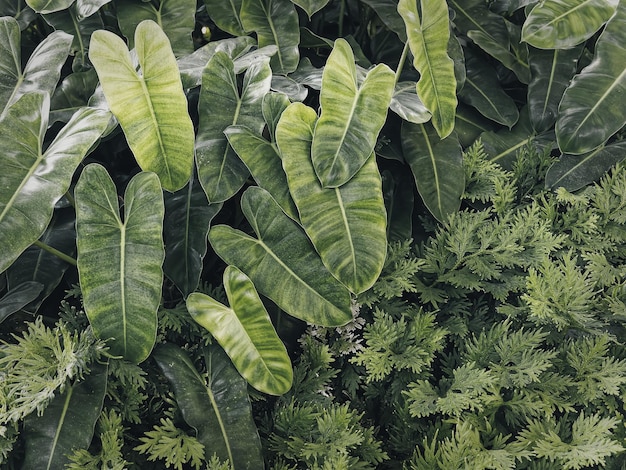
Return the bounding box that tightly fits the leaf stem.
[33,240,77,267]
[395,41,410,86]
[339,0,346,37]
[64,190,76,208]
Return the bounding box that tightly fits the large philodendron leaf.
[555,0,626,155]
[75,165,164,364]
[187,266,293,395]
[402,122,464,222]
[398,0,457,139]
[0,17,72,118]
[196,51,271,203]
[153,343,264,469]
[89,20,195,192]
[361,0,407,40]
[204,0,245,35]
[0,93,110,274]
[209,186,352,327]
[277,102,387,294]
[522,0,619,49]
[240,0,300,74]
[310,38,395,187]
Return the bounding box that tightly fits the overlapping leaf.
[204,0,245,36]
[25,0,73,14]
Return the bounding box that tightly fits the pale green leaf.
[25,0,73,13]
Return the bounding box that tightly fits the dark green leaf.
[25,0,73,13]
[455,103,497,147]
[204,0,245,35]
[448,0,508,44]
[382,167,415,241]
[0,281,43,324]
[361,0,407,41]
[50,69,99,123]
[290,0,329,18]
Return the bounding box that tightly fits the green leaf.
[361,0,407,41]
[204,0,246,36]
[290,0,329,18]
[75,165,164,363]
[0,1,37,28]
[522,0,619,49]
[390,81,432,124]
[240,0,300,73]
[555,1,626,154]
[50,69,99,123]
[152,343,264,469]
[163,174,223,297]
[209,186,352,326]
[25,0,73,13]
[116,0,196,56]
[455,103,497,147]
[311,38,395,187]
[402,122,464,222]
[382,167,415,241]
[0,281,43,324]
[277,102,387,294]
[21,363,107,470]
[448,0,508,45]
[89,20,195,192]
[75,0,112,20]
[196,51,271,203]
[398,0,457,139]
[262,91,290,141]
[0,17,72,118]
[187,266,293,395]
[0,93,110,273]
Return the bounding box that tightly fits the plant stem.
[338,0,345,37]
[33,240,77,266]
[64,190,76,208]
[395,41,410,86]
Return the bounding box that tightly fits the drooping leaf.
[187,266,293,395]
[448,0,509,45]
[398,0,457,139]
[163,174,223,297]
[361,0,407,41]
[89,20,195,191]
[290,0,329,18]
[21,363,107,470]
[153,343,264,469]
[555,1,626,154]
[271,74,308,101]
[0,17,72,118]
[196,51,271,203]
[311,38,395,187]
[240,0,300,73]
[209,186,352,326]
[455,103,497,147]
[391,81,432,124]
[204,0,245,35]
[0,93,110,273]
[24,0,73,13]
[277,102,387,294]
[50,69,99,123]
[522,0,619,49]
[117,0,196,56]
[402,122,464,222]
[75,165,164,364]
[0,281,43,324]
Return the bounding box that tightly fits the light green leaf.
[153,343,264,469]
[187,266,293,395]
[311,38,394,187]
[522,0,619,49]
[402,122,464,222]
[290,0,329,18]
[196,51,271,203]
[25,0,73,13]
[75,165,164,363]
[391,81,432,124]
[89,20,195,192]
[209,186,352,326]
[555,0,626,154]
[240,0,300,73]
[277,102,387,294]
[0,93,110,273]
[204,0,245,36]
[0,17,72,118]
[271,74,308,101]
[75,0,112,20]
[398,0,457,139]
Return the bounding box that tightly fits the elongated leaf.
[117,0,196,56]
[291,0,329,18]
[209,186,352,326]
[163,174,222,297]
[187,266,293,395]
[0,93,110,273]
[240,0,300,73]
[204,0,245,35]
[398,0,457,139]
[455,103,497,147]
[402,122,464,222]
[153,343,264,469]
[546,141,626,191]
[262,91,290,141]
[0,281,43,324]
[311,38,394,187]
[555,1,626,154]
[382,167,415,241]
[25,0,73,13]
[89,20,195,191]
[522,0,619,49]
[277,102,387,294]
[0,17,72,118]
[196,52,271,202]
[21,363,107,470]
[76,165,164,363]
[391,81,432,124]
[448,0,508,44]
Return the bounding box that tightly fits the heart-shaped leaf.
[204,0,246,36]
[0,93,110,273]
[76,165,164,363]
[209,186,352,327]
[187,266,293,395]
[89,20,195,191]
[311,38,395,187]
[291,0,329,18]
[277,102,387,294]
[398,0,457,139]
[25,0,73,13]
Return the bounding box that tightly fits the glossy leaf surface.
[0,281,43,324]
[278,102,387,294]
[391,81,432,124]
[50,69,99,123]
[209,186,352,326]
[204,0,245,36]
[89,20,195,191]
[76,165,164,363]
[291,0,329,17]
[25,0,73,13]
[311,38,394,187]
